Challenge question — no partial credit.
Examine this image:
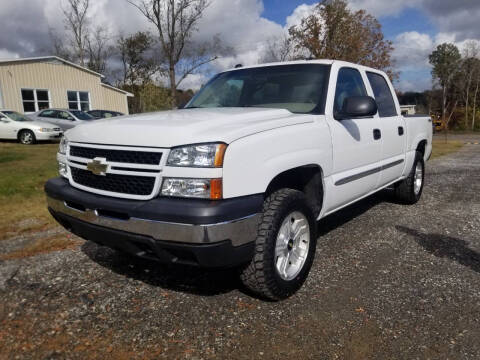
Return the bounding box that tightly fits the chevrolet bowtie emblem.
[86,157,109,176]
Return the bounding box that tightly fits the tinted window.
[187,64,330,114]
[39,110,56,118]
[366,72,397,117]
[334,68,367,117]
[70,110,94,120]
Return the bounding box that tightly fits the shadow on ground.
[397,225,480,273]
[80,189,397,297]
[81,241,241,296]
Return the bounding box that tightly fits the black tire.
[18,130,36,145]
[394,151,425,204]
[240,189,317,301]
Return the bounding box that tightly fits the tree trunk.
[473,81,479,131]
[465,86,469,129]
[169,63,177,108]
[443,84,447,142]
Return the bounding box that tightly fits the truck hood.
[65,107,313,147]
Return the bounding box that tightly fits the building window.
[68,91,90,111]
[21,89,50,113]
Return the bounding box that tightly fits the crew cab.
[45,60,432,300]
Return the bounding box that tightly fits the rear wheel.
[19,130,36,145]
[394,151,425,204]
[240,189,317,300]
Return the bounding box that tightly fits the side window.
[334,68,367,116]
[59,111,74,120]
[366,72,397,117]
[39,110,56,118]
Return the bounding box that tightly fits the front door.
[56,111,77,130]
[324,66,383,212]
[366,71,406,187]
[0,113,17,139]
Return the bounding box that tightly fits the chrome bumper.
[47,196,260,247]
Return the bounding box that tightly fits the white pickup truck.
[45,60,432,300]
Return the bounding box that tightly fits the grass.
[0,142,59,241]
[430,139,464,159]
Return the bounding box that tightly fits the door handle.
[398,126,404,136]
[373,129,381,140]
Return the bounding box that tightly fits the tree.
[116,31,160,86]
[288,0,396,79]
[429,43,461,131]
[127,0,221,107]
[261,35,294,63]
[86,26,113,74]
[62,0,90,66]
[459,41,480,129]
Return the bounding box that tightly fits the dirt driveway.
[1,135,480,359]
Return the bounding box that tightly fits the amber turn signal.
[210,178,223,199]
[214,144,227,167]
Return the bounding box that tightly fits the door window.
[334,68,367,118]
[366,72,397,117]
[39,109,57,118]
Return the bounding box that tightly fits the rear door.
[324,66,383,212]
[366,71,406,186]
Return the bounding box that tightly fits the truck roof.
[224,59,387,76]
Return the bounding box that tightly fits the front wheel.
[19,130,36,145]
[240,189,317,300]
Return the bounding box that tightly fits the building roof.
[0,56,105,78]
[0,55,133,98]
[101,83,134,97]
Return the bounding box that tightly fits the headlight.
[167,143,227,167]
[38,128,54,132]
[161,178,222,199]
[59,137,68,155]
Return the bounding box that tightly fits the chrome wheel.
[20,131,33,144]
[413,162,423,195]
[275,211,310,281]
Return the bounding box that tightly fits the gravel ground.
[1,135,479,359]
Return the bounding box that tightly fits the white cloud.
[393,31,434,71]
[346,0,418,17]
[396,77,432,92]
[0,48,20,59]
[285,3,317,30]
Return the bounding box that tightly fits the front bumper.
[35,131,63,141]
[45,178,263,267]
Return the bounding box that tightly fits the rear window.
[366,72,397,117]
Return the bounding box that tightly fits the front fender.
[222,120,332,198]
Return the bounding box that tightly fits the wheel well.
[17,129,33,140]
[265,165,323,217]
[416,140,427,156]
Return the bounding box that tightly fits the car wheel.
[240,189,317,300]
[19,130,36,145]
[394,150,425,204]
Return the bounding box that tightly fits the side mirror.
[337,96,377,120]
[177,102,187,109]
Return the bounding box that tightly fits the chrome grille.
[67,143,164,199]
[70,167,155,196]
[70,146,162,165]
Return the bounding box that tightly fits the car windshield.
[70,110,94,120]
[186,64,330,114]
[2,111,32,122]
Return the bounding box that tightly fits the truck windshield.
[186,64,330,114]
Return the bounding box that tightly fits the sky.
[0,0,479,92]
